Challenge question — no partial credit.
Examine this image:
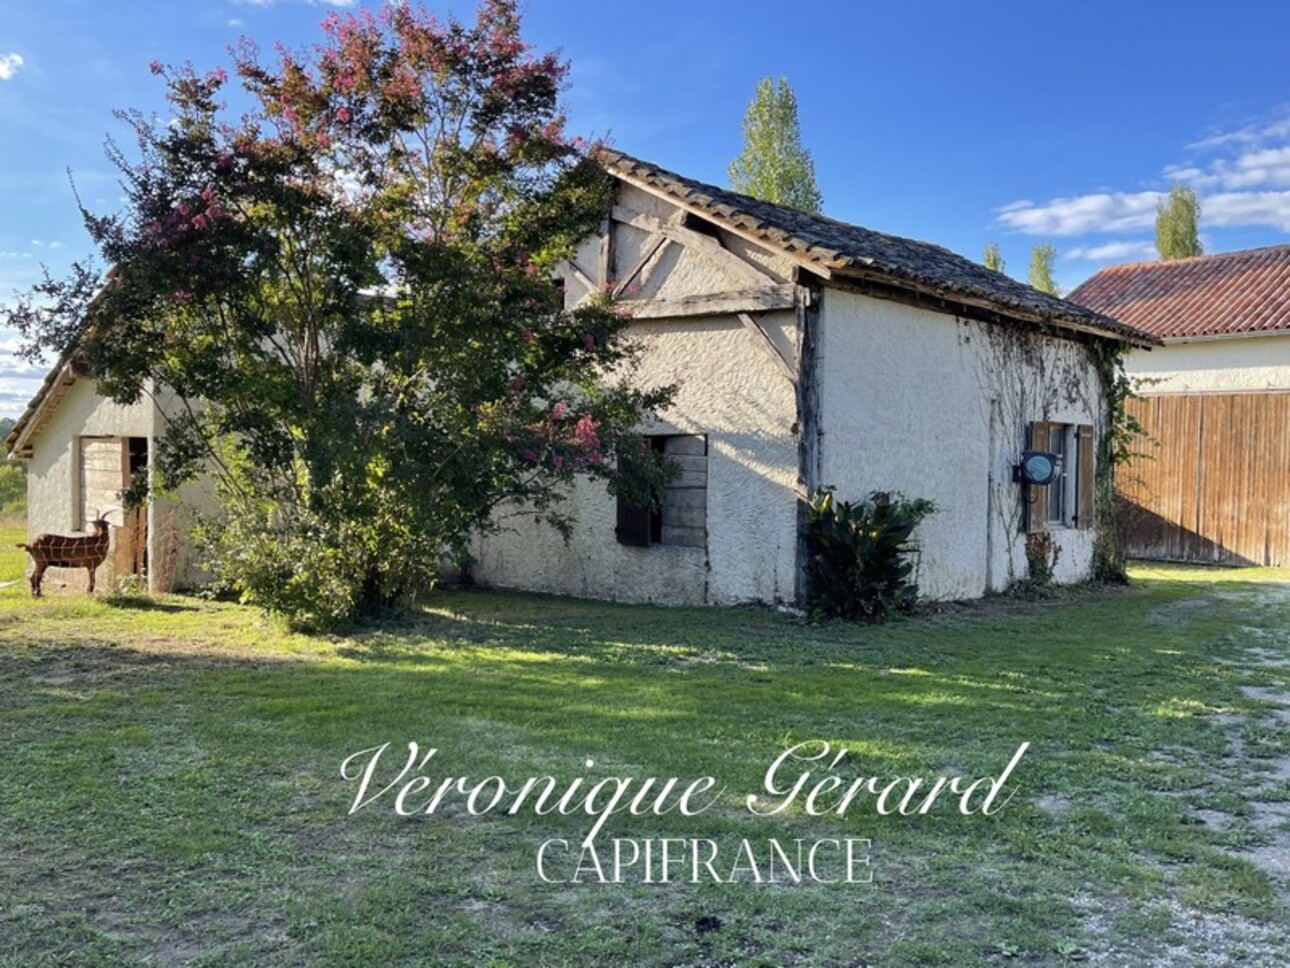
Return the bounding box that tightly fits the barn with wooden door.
[1069,244,1290,566]
[4,358,211,593]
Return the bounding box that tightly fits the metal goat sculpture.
[18,511,114,597]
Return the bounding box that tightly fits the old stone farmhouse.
[469,151,1156,605]
[1070,244,1290,567]
[5,149,1156,602]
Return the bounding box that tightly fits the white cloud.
[1186,113,1290,153]
[228,17,245,26]
[1066,240,1158,262]
[0,53,23,81]
[1202,191,1290,231]
[997,106,1290,241]
[996,191,1162,236]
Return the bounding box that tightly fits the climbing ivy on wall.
[1085,340,1151,583]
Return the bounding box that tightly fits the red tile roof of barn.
[1067,244,1290,340]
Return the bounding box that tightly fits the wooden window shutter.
[1025,421,1051,534]
[615,450,652,547]
[1075,424,1096,530]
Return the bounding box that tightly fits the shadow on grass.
[99,595,202,614]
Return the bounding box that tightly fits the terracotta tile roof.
[1067,244,1290,341]
[597,148,1158,347]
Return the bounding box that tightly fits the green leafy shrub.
[806,488,935,621]
[0,462,25,515]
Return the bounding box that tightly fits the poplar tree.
[1028,243,1060,295]
[1155,182,1203,260]
[729,77,823,214]
[983,242,1005,273]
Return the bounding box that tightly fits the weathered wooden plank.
[669,468,707,489]
[738,312,798,383]
[660,486,707,511]
[620,284,797,320]
[564,259,597,295]
[1119,391,1290,566]
[662,505,706,529]
[611,204,780,287]
[661,525,706,548]
[613,235,671,298]
[597,218,613,288]
[662,435,706,457]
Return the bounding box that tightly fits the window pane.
[1047,428,1067,524]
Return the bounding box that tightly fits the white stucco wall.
[472,308,801,605]
[817,290,1105,598]
[21,378,213,593]
[472,187,802,606]
[1125,332,1290,393]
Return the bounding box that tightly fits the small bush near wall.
[1023,531,1061,588]
[806,488,935,622]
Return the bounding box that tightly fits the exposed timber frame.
[793,280,823,607]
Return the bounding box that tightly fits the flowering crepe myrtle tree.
[7,1,673,627]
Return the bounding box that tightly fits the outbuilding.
[470,151,1155,604]
[1069,244,1290,567]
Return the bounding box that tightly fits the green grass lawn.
[1,528,1287,966]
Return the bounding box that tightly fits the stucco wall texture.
[472,306,802,605]
[818,290,1103,599]
[1125,333,1290,393]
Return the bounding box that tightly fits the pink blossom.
[521,327,534,342]
[149,60,164,75]
[192,214,210,231]
[201,186,215,201]
[521,449,538,462]
[574,414,600,451]
[583,332,596,350]
[177,201,190,217]
[336,107,352,124]
[553,456,564,470]
[552,401,567,419]
[207,204,227,220]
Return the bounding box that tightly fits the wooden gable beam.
[610,204,800,383]
[612,205,781,288]
[564,259,597,296]
[738,312,798,383]
[622,284,797,320]
[613,233,672,298]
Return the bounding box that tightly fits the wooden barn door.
[1119,392,1290,566]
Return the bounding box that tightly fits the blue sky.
[2,0,1290,415]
